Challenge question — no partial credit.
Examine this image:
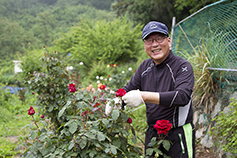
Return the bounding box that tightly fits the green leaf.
[97,132,105,141]
[79,136,87,149]
[111,110,119,121]
[112,139,121,148]
[131,136,137,144]
[68,141,74,150]
[146,148,154,156]
[41,120,48,127]
[162,140,171,151]
[105,148,110,153]
[58,100,71,118]
[69,121,77,134]
[110,145,117,155]
[102,118,109,126]
[30,130,38,140]
[49,88,54,94]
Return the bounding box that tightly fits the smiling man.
[122,21,195,158]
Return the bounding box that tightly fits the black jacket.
[123,50,194,128]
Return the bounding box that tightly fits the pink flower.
[69,83,76,93]
[116,88,126,97]
[32,92,34,95]
[27,106,35,115]
[127,117,132,124]
[41,115,44,119]
[153,119,172,135]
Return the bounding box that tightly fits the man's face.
[143,32,171,65]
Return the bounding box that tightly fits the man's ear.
[167,37,172,47]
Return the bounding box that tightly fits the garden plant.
[20,51,143,158]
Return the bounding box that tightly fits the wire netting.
[172,0,237,90]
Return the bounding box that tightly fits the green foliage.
[87,61,113,81]
[210,98,237,155]
[106,64,136,90]
[0,65,15,85]
[175,0,220,13]
[21,52,143,157]
[132,105,147,133]
[0,89,36,157]
[146,137,171,158]
[0,137,21,157]
[26,51,69,129]
[56,17,143,78]
[177,37,219,107]
[0,0,115,66]
[111,0,191,29]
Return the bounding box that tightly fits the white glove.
[122,90,144,108]
[105,97,121,115]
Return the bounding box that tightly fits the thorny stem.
[32,115,41,134]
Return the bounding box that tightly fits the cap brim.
[142,31,168,39]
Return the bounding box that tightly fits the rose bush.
[20,51,143,158]
[146,119,172,158]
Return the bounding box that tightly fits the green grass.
[0,90,36,158]
[0,114,31,158]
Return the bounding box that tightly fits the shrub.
[55,16,144,77]
[210,98,237,155]
[20,51,143,157]
[177,40,219,108]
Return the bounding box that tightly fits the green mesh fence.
[172,0,237,90]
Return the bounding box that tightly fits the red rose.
[93,102,101,108]
[116,88,126,97]
[28,106,35,115]
[127,117,132,124]
[153,119,172,135]
[69,83,76,92]
[41,114,44,119]
[99,84,106,90]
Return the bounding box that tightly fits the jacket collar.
[154,50,174,66]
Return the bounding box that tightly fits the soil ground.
[196,144,217,158]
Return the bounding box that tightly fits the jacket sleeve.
[159,61,194,107]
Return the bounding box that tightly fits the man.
[122,21,195,158]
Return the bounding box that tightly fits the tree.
[174,0,220,14]
[55,17,143,76]
[111,0,220,29]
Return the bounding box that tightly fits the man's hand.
[122,90,144,108]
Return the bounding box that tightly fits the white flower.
[104,78,107,81]
[109,77,112,81]
[79,62,83,65]
[128,67,132,71]
[97,80,100,84]
[96,76,99,79]
[110,90,115,94]
[100,76,104,80]
[122,71,125,73]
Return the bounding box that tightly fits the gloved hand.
[105,97,121,115]
[122,90,144,108]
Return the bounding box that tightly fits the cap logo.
[150,24,157,29]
